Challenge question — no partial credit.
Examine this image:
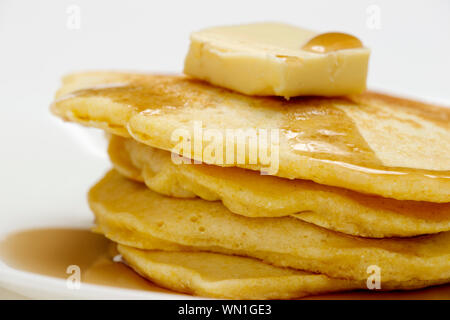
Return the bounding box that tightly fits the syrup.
[302,32,363,53]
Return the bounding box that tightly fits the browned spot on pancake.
[349,91,450,129]
[68,76,227,114]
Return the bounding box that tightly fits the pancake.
[51,72,450,202]
[89,170,450,283]
[117,244,360,299]
[118,242,448,299]
[108,135,450,238]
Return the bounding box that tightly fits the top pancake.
[51,72,450,202]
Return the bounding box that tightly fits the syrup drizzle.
[302,32,363,53]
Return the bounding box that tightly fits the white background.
[0,0,449,298]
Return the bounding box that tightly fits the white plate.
[0,119,191,299]
[0,264,195,300]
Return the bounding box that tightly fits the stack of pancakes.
[51,71,450,299]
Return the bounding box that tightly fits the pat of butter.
[184,23,370,98]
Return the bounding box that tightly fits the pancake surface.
[89,170,450,282]
[117,242,448,298]
[117,244,360,299]
[52,72,450,202]
[109,135,450,238]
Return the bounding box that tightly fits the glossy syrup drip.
[0,228,449,299]
[281,100,383,168]
[70,79,381,168]
[302,32,363,53]
[0,228,171,293]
